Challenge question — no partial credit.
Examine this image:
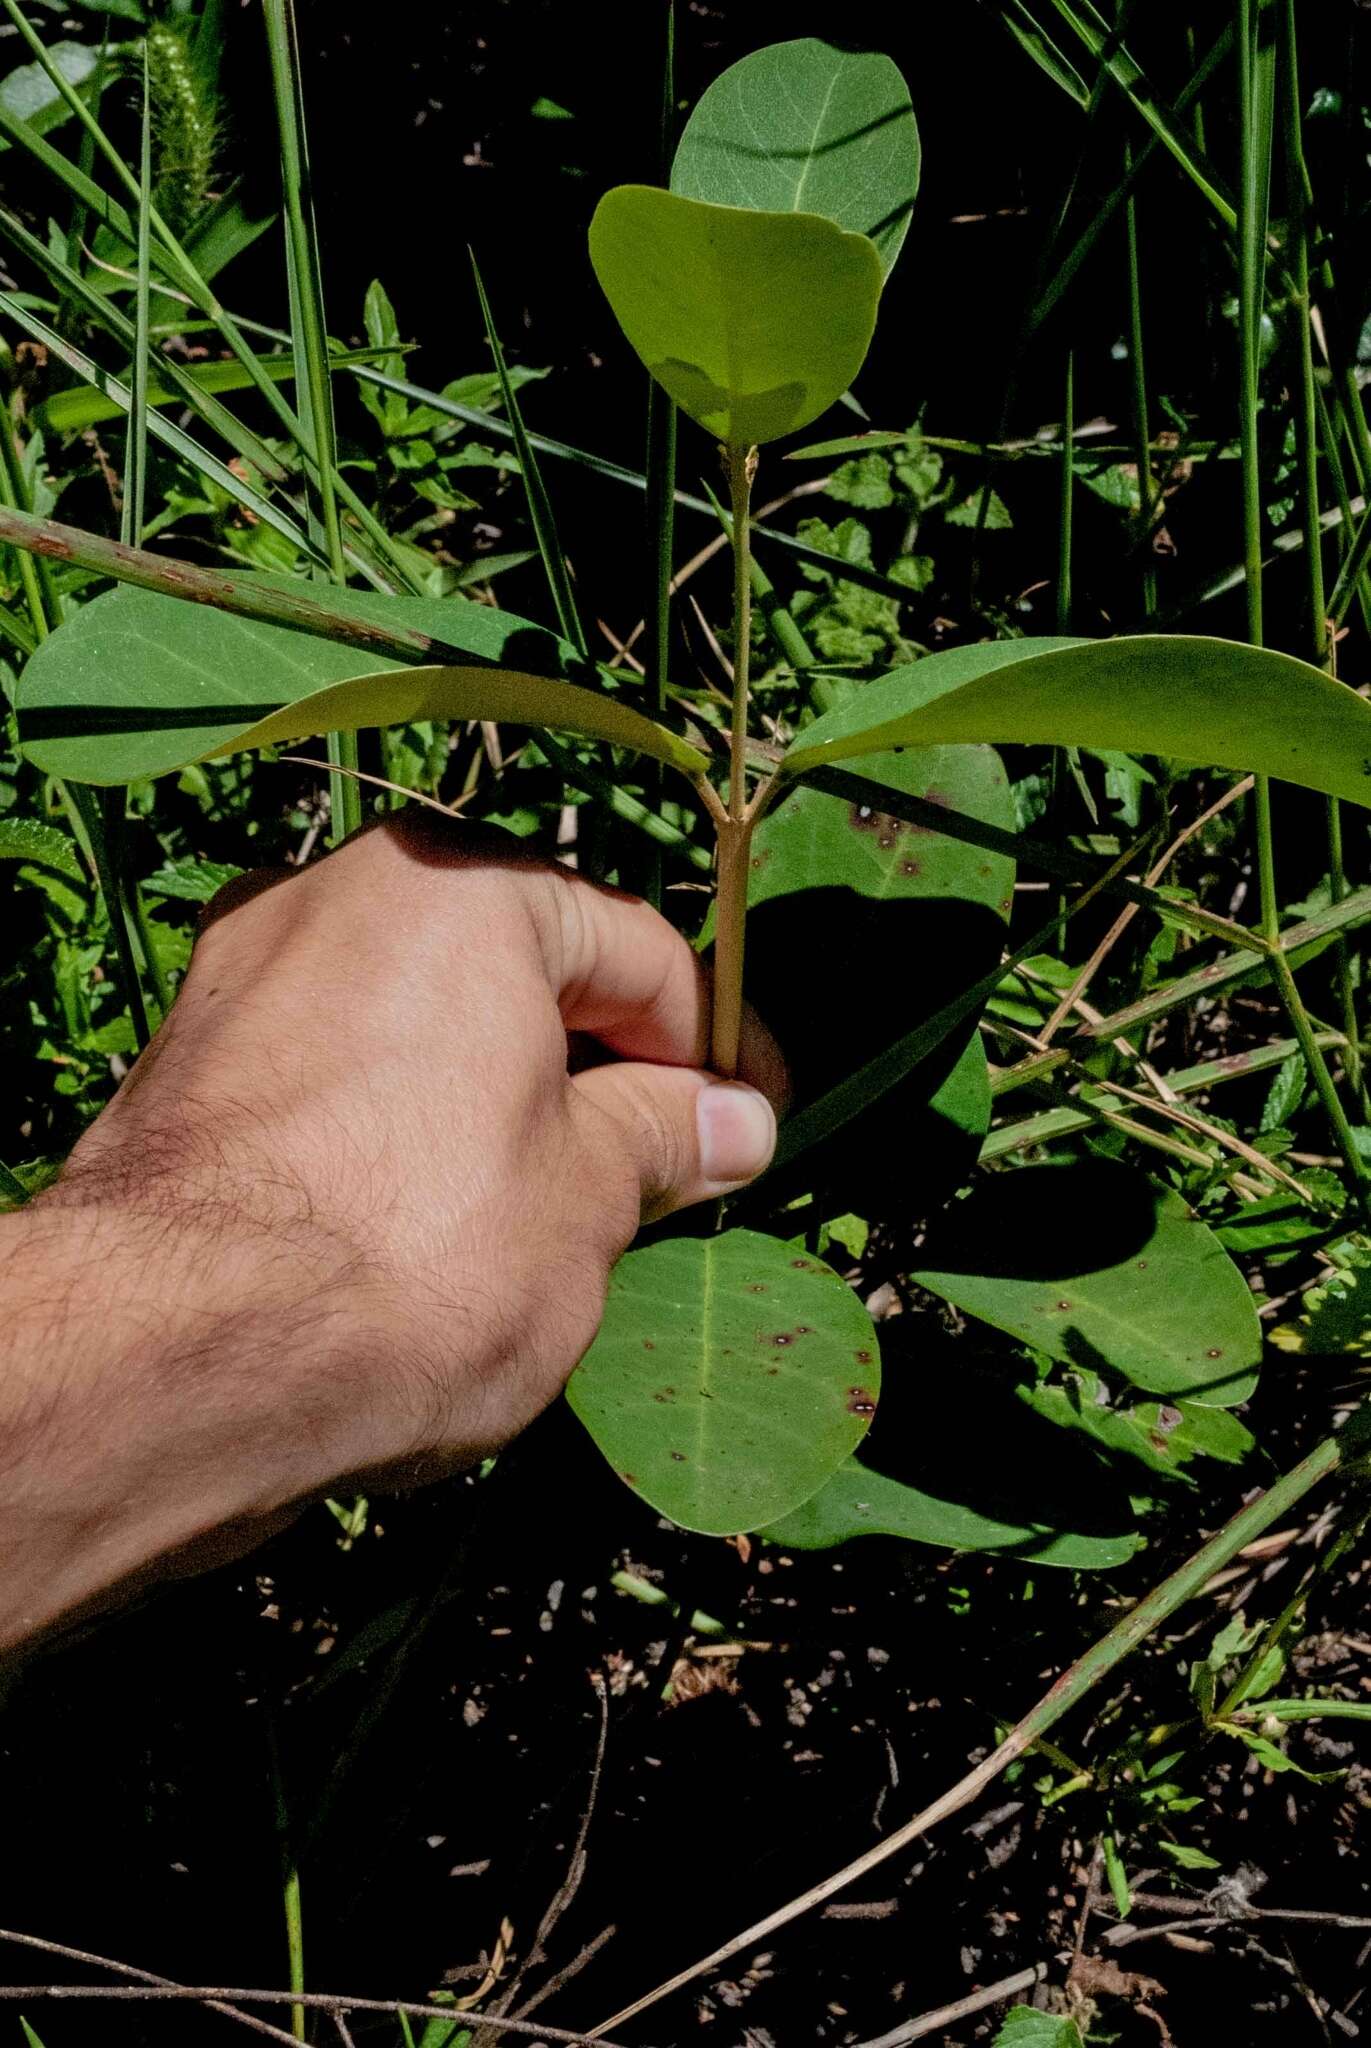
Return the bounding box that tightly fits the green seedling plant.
[6,11,1371,2043]
[8,31,1371,1552]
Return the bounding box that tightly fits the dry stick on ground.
[846,1963,1049,2048]
[1013,969,1180,1105]
[583,1432,1358,2038]
[0,1979,640,2046]
[1070,1064,1317,1201]
[279,756,483,820]
[473,1672,612,2041]
[0,1930,302,2048]
[983,1013,1298,1185]
[506,1928,617,2030]
[1036,775,1257,1049]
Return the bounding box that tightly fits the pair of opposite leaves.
[588,37,921,447]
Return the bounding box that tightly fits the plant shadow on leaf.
[742,889,1003,1214]
[833,1319,1143,1553]
[913,1160,1263,1406]
[15,578,694,785]
[652,358,805,440]
[733,745,1014,1221]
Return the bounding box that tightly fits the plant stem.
[267,1723,305,2044]
[711,820,751,1080]
[639,0,677,909]
[121,50,151,550]
[1056,351,1073,632]
[90,787,151,1051]
[0,406,59,637]
[725,445,756,823]
[1123,141,1156,615]
[1237,0,1274,927]
[1282,0,1363,1110]
[1230,0,1365,1200]
[709,443,758,1078]
[263,0,358,846]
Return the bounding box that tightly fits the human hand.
[0,815,784,1646]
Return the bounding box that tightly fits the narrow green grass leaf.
[33,338,384,436]
[120,46,150,547]
[998,0,1088,104]
[1043,0,1236,225]
[263,0,344,580]
[342,363,922,602]
[0,290,321,559]
[470,252,585,653]
[0,196,289,479]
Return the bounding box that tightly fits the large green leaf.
[762,1456,1143,1569]
[588,185,883,446]
[779,635,1371,810]
[565,1228,880,1535]
[15,581,708,785]
[913,1162,1262,1406]
[670,38,919,278]
[733,744,1013,1212]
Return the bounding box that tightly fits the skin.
[0,815,786,1652]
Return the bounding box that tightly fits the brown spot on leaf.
[854,1349,873,1366]
[847,1387,877,1416]
[670,1451,686,1462]
[791,1258,813,1270]
[772,1332,793,1347]
[1056,1300,1072,1311]
[621,1472,639,1487]
[748,1283,768,1295]
[642,1339,656,1350]
[653,1387,677,1404]
[899,858,922,878]
[1207,1348,1224,1359]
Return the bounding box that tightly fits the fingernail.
[697,1082,777,1187]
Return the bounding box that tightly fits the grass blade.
[120,50,151,549]
[470,252,586,655]
[262,0,358,839]
[1044,0,1236,225]
[0,290,324,561]
[998,0,1088,103]
[641,0,678,905]
[0,199,288,483]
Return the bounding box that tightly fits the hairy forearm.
[0,1187,374,1650]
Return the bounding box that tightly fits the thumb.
[571,1063,778,1223]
